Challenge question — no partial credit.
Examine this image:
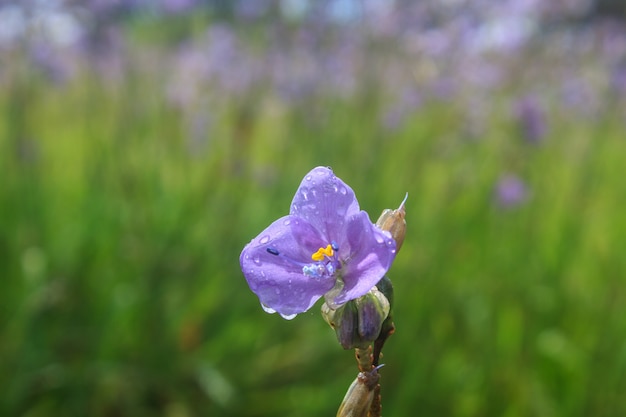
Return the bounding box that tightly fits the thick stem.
[355,346,373,373]
[368,384,382,417]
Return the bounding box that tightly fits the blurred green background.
[2,1,626,416]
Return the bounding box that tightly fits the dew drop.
[248,268,255,275]
[260,235,270,244]
[253,255,262,266]
[339,186,347,195]
[375,235,385,244]
[261,304,276,314]
[280,313,297,320]
[305,175,312,181]
[283,218,291,226]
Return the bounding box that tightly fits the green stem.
[355,346,373,373]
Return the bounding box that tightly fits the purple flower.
[240,167,397,320]
[495,174,528,208]
[514,95,547,143]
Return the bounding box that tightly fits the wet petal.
[290,167,360,242]
[332,212,397,305]
[240,216,336,316]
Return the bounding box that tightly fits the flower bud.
[371,275,396,366]
[336,366,382,417]
[322,299,359,349]
[376,193,407,253]
[375,275,394,337]
[355,288,390,342]
[322,287,390,350]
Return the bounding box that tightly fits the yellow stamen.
[311,244,334,261]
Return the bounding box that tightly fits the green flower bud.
[376,193,407,253]
[322,299,359,349]
[322,287,390,350]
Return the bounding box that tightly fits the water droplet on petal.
[280,313,297,320]
[339,186,347,195]
[260,235,270,244]
[375,235,385,244]
[305,175,312,181]
[283,219,291,226]
[253,255,262,266]
[261,304,276,314]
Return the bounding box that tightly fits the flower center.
[265,242,341,280]
[303,242,341,279]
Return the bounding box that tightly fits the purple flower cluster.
[240,167,396,319]
[4,1,625,127]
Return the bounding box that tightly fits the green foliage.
[2,34,626,417]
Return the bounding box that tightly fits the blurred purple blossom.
[28,41,74,84]
[560,75,600,116]
[382,89,422,131]
[495,174,529,208]
[161,0,197,14]
[234,0,272,20]
[166,44,209,108]
[514,95,547,143]
[612,65,626,96]
[240,167,397,319]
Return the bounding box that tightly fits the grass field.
[2,6,626,416]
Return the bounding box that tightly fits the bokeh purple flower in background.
[161,0,196,14]
[240,167,397,320]
[495,174,529,208]
[514,95,547,143]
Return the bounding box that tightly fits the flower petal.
[240,216,336,317]
[332,211,397,305]
[290,167,360,243]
